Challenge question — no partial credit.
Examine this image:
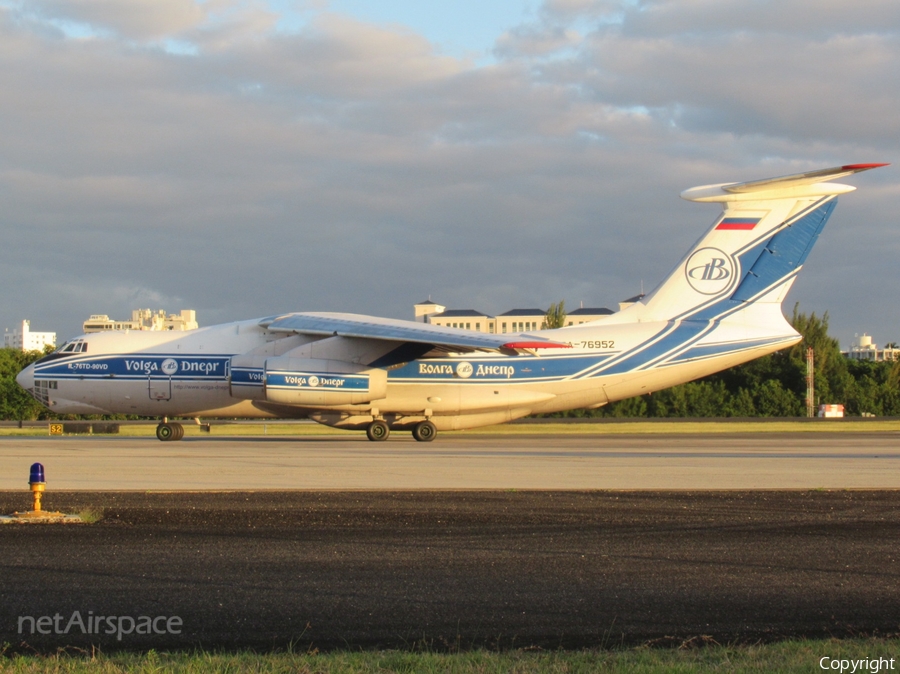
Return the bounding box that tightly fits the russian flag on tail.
[716,217,760,231]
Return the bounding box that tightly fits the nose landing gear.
[156,421,184,441]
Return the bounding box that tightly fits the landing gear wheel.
[412,420,437,442]
[156,422,184,442]
[156,423,175,441]
[366,420,390,442]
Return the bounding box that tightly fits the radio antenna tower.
[806,347,815,418]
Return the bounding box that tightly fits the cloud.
[495,25,582,58]
[27,0,207,39]
[617,0,900,39]
[0,1,897,345]
[499,0,900,147]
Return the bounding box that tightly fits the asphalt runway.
[2,431,900,490]
[2,490,900,651]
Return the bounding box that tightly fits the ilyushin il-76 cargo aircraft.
[17,163,887,442]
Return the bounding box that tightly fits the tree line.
[557,305,900,418]
[1,305,898,420]
[0,346,51,421]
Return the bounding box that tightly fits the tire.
[412,420,437,442]
[156,423,175,441]
[366,420,390,442]
[172,423,185,441]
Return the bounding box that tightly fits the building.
[566,307,615,325]
[413,299,446,323]
[428,309,495,332]
[83,309,198,333]
[4,320,56,351]
[618,293,645,311]
[419,301,616,333]
[497,309,546,334]
[844,334,900,362]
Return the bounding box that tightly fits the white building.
[419,302,615,333]
[845,334,900,362]
[83,309,198,333]
[4,320,56,352]
[413,299,446,323]
[496,309,547,333]
[617,293,646,311]
[429,309,495,332]
[565,307,615,325]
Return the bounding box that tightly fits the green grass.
[461,419,900,435]
[2,419,900,438]
[1,638,899,673]
[75,508,103,524]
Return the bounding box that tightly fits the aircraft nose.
[16,364,34,391]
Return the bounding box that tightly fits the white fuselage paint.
[18,314,798,431]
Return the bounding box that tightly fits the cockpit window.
[57,339,88,354]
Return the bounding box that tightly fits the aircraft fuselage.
[18,314,797,432]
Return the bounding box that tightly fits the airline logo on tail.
[684,247,735,295]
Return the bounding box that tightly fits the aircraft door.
[148,358,177,401]
[148,376,172,401]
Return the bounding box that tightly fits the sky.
[1,0,898,349]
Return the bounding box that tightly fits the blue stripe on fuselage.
[33,354,231,380]
[231,367,264,387]
[664,336,795,365]
[388,352,620,383]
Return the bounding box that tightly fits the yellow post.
[31,483,45,513]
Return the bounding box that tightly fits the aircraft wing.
[259,312,570,354]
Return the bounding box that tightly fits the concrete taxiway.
[1,431,900,490]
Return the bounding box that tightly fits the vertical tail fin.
[635,164,887,322]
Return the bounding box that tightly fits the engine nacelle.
[230,354,268,400]
[262,357,386,406]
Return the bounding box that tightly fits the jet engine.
[230,354,386,406]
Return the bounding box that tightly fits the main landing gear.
[364,419,437,442]
[156,421,184,442]
[412,420,436,442]
[366,419,390,442]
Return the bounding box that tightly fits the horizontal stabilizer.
[723,163,888,194]
[682,163,889,203]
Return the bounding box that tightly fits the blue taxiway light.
[29,462,45,485]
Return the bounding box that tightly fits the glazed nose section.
[16,364,35,391]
